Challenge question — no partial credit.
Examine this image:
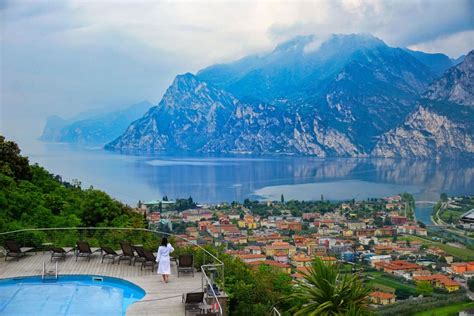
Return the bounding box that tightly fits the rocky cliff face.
[106,34,473,158]
[106,74,238,152]
[372,51,474,158]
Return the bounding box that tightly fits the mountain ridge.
[372,50,474,158]
[101,34,473,158]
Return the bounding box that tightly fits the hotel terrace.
[0,228,226,316]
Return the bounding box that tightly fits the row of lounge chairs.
[4,240,195,275]
[50,241,159,271]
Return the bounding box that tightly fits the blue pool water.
[0,275,145,315]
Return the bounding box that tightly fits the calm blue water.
[0,275,145,316]
[24,142,474,224]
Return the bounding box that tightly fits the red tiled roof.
[370,291,395,299]
[238,254,266,260]
[248,260,291,268]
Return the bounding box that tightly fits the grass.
[439,209,463,223]
[400,235,474,260]
[364,271,417,295]
[412,301,474,316]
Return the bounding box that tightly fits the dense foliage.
[0,136,145,242]
[173,245,293,315]
[287,258,370,315]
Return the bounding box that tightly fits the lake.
[25,141,474,224]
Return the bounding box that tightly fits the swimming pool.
[0,275,145,315]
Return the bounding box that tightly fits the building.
[374,260,422,274]
[303,213,320,221]
[244,246,262,255]
[449,262,474,274]
[390,215,407,226]
[237,214,258,229]
[460,209,474,230]
[342,251,356,263]
[238,254,266,263]
[185,227,199,238]
[248,260,292,274]
[385,195,402,203]
[413,274,460,292]
[290,253,312,268]
[181,209,213,222]
[220,225,241,237]
[369,291,396,305]
[273,251,289,264]
[142,199,176,212]
[276,221,302,231]
[348,222,366,230]
[264,242,296,256]
[374,245,393,255]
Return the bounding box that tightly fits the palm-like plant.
[287,258,370,315]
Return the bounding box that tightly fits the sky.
[1,0,473,146]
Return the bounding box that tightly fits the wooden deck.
[0,251,203,315]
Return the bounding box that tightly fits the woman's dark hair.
[161,237,168,247]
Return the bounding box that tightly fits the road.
[455,277,474,300]
[431,201,474,240]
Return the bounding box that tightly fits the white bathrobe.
[156,243,174,275]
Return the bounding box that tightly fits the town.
[139,194,474,314]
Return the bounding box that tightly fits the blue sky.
[1,0,473,145]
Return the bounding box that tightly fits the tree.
[416,281,433,296]
[440,193,448,202]
[0,135,32,180]
[368,239,376,249]
[373,216,383,228]
[286,258,370,315]
[467,278,474,291]
[281,194,285,204]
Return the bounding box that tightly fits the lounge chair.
[132,245,146,266]
[178,254,194,277]
[75,241,99,261]
[141,249,157,271]
[182,292,204,316]
[50,247,73,262]
[4,240,36,262]
[101,246,119,264]
[118,241,135,265]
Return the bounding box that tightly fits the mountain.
[403,48,457,77]
[40,115,68,141]
[40,101,152,145]
[105,73,361,156]
[106,75,238,152]
[372,50,474,158]
[197,34,391,103]
[106,34,473,158]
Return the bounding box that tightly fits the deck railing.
[0,227,225,315]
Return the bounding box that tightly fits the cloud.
[1,0,473,145]
[408,30,474,58]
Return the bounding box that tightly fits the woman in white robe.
[156,237,174,283]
